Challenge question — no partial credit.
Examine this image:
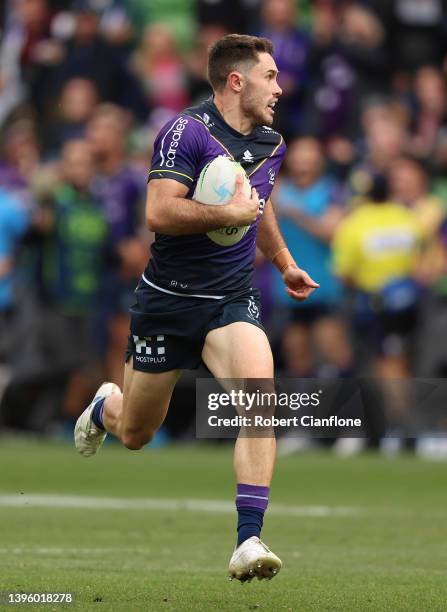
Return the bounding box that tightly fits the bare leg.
[281,322,313,376]
[203,323,282,580]
[103,360,181,450]
[202,322,275,486]
[313,316,353,371]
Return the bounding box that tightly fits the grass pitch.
[0,438,446,611]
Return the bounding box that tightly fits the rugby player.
[75,34,318,582]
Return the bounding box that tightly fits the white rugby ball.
[193,155,251,246]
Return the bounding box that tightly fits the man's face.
[287,139,324,185]
[62,141,94,189]
[240,52,282,128]
[87,115,124,156]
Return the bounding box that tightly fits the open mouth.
[267,101,277,114]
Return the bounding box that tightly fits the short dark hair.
[208,34,274,92]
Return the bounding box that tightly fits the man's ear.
[227,71,243,93]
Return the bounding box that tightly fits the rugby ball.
[193,155,251,246]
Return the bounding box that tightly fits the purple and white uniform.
[144,98,286,297]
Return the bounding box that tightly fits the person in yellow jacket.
[332,175,421,380]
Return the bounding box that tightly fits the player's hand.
[282,264,319,301]
[225,174,259,226]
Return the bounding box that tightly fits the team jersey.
[145,98,286,297]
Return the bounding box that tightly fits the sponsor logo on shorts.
[159,117,189,169]
[247,296,260,321]
[133,335,166,364]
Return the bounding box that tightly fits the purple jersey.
[145,98,286,296]
[92,166,145,245]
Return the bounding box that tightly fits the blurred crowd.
[1,0,447,443]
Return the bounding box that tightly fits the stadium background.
[0,1,447,610]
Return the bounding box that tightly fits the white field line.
[0,493,358,517]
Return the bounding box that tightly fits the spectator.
[349,114,406,201]
[273,136,352,377]
[257,0,311,136]
[0,188,30,367]
[87,104,148,386]
[0,119,41,209]
[34,138,108,416]
[185,24,224,105]
[44,76,99,156]
[47,0,147,121]
[415,215,447,377]
[333,175,421,380]
[132,22,189,114]
[388,156,445,247]
[197,0,256,34]
[407,66,447,164]
[1,0,65,133]
[302,1,389,139]
[371,0,447,91]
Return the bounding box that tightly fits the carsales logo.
[160,117,188,168]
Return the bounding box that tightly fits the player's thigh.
[121,361,181,435]
[202,322,274,378]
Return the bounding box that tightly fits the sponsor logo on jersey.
[268,167,276,186]
[242,149,254,163]
[159,117,188,168]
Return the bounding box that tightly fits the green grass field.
[0,438,446,611]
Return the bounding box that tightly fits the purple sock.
[91,397,105,430]
[236,483,269,547]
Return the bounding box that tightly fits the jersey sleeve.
[148,115,207,188]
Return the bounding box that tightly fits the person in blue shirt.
[0,188,29,313]
[274,136,352,377]
[0,188,29,366]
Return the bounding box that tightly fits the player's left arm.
[256,198,319,301]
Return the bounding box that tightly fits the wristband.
[271,248,296,273]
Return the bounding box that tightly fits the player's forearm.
[256,200,287,260]
[257,200,298,273]
[147,196,235,235]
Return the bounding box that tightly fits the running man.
[75,34,319,582]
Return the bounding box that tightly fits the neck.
[292,176,317,189]
[97,151,123,174]
[213,94,253,135]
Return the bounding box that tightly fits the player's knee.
[246,379,276,419]
[121,429,155,451]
